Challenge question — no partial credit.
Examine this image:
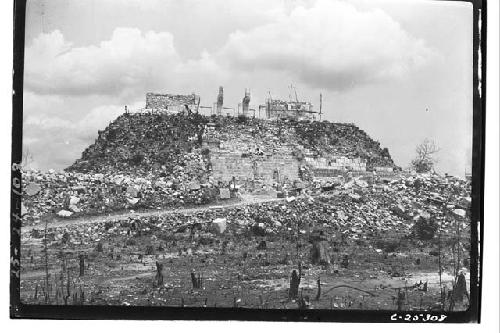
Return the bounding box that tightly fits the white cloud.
[24,114,74,129]
[76,101,143,139]
[25,101,142,140]
[24,1,434,97]
[23,91,65,117]
[21,0,448,171]
[22,101,143,170]
[219,0,435,90]
[25,28,182,96]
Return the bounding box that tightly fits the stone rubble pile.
[292,121,395,169]
[26,172,471,251]
[67,113,210,178]
[61,113,399,197]
[204,116,394,170]
[21,168,218,226]
[24,112,471,236]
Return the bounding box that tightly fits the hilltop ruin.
[68,92,397,188]
[20,90,471,312]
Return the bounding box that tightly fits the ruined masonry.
[67,92,397,193]
[145,93,200,112]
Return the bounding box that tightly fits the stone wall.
[305,155,367,172]
[312,168,343,178]
[374,166,394,172]
[210,152,299,183]
[145,93,199,110]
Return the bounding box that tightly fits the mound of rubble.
[66,113,395,176]
[67,113,209,177]
[22,112,439,226]
[28,172,471,252]
[21,169,218,225]
[292,121,394,168]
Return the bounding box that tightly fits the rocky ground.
[20,172,472,311]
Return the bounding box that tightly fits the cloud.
[23,101,144,170]
[24,115,74,129]
[21,0,444,171]
[219,0,435,90]
[25,28,182,96]
[75,102,144,140]
[22,26,228,169]
[24,1,434,97]
[24,101,142,140]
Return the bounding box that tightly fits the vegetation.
[412,216,439,241]
[411,139,439,173]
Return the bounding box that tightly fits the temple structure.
[266,99,317,121]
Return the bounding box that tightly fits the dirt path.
[23,194,285,232]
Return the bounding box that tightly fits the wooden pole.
[438,216,443,295]
[319,93,322,121]
[456,214,461,277]
[315,277,321,301]
[79,254,85,277]
[44,218,49,304]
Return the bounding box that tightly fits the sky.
[22,0,473,177]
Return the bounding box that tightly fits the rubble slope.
[66,113,396,176]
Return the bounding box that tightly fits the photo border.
[10,0,486,322]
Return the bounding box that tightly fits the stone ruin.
[60,90,399,207]
[145,92,200,112]
[266,99,316,121]
[241,89,251,116]
[216,87,224,116]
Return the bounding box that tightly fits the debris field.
[20,112,472,311]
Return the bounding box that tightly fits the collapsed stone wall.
[25,112,404,224]
[202,116,395,185]
[293,122,395,169]
[68,113,397,191]
[68,112,209,178]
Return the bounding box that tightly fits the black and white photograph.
[9,0,489,323]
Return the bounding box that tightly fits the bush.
[145,244,155,255]
[374,239,400,253]
[412,217,438,240]
[107,128,117,141]
[130,154,144,166]
[125,238,137,246]
[412,159,433,173]
[96,242,104,252]
[250,224,266,237]
[62,232,71,244]
[236,114,248,124]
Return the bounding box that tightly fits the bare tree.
[411,139,439,173]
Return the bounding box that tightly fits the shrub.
[145,244,155,255]
[250,224,266,237]
[96,242,104,252]
[125,238,137,246]
[61,232,71,244]
[412,217,438,240]
[374,239,400,253]
[130,154,144,166]
[107,128,118,141]
[236,114,248,124]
